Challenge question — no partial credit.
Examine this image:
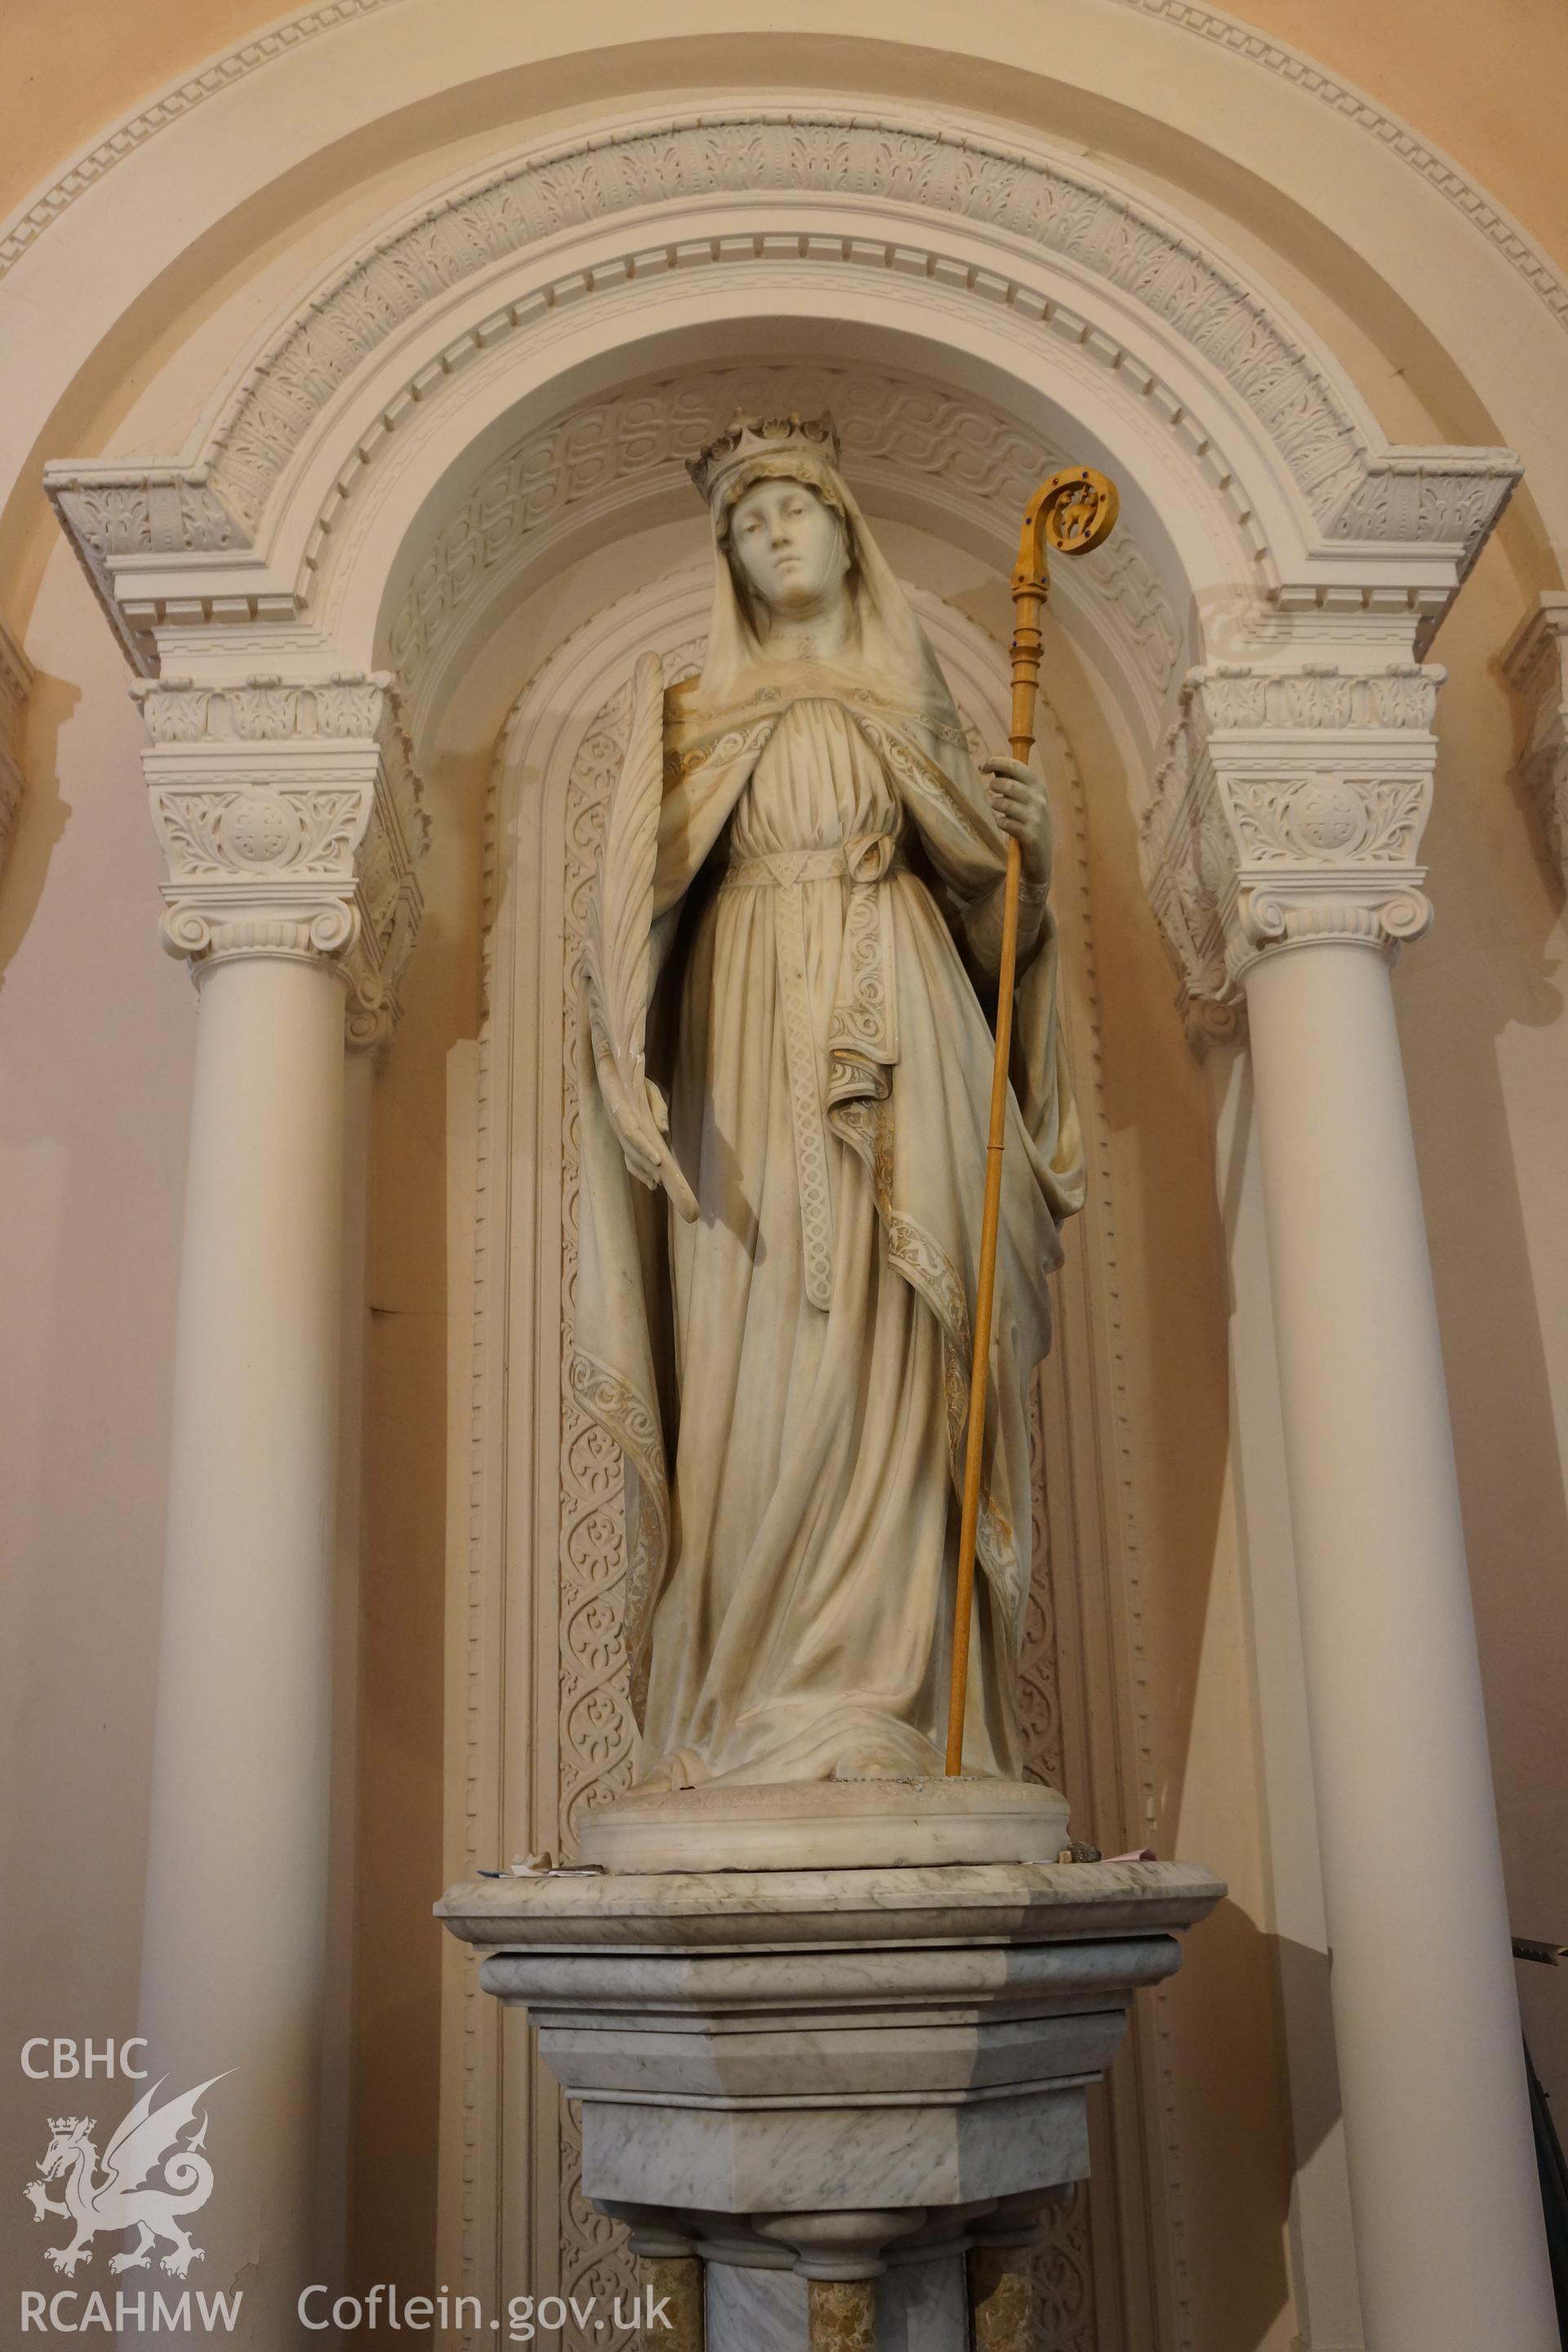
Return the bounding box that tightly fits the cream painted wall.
[0,533,194,2247]
[1391,534,1568,2100]
[350,729,485,2294]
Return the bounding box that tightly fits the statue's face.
[728,477,849,613]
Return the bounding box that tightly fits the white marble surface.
[575,441,1078,1798]
[438,1855,1224,1949]
[584,2085,1086,2213]
[533,2005,1127,2100]
[439,1856,1219,2343]
[704,2261,808,2352]
[877,2253,969,2352]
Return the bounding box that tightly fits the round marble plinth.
[574,1775,1071,1872]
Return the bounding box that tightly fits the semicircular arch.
[47,102,1517,694]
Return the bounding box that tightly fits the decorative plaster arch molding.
[47,105,1518,681]
[7,0,1566,353]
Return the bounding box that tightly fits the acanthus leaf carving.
[1502,593,1568,884]
[138,673,426,1049]
[1139,660,1441,1042]
[0,613,34,886]
[1223,773,1430,867]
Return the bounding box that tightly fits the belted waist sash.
[720,835,905,889]
[719,833,902,1310]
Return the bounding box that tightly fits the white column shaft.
[136,952,348,2341]
[1210,1048,1365,2350]
[1245,939,1554,2351]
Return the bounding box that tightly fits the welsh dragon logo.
[24,2076,227,2278]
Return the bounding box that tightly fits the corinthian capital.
[136,673,428,1048]
[1139,661,1441,1045]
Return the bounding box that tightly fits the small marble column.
[608,2207,706,2352]
[124,676,422,2345]
[1142,659,1557,2352]
[757,2212,924,2352]
[965,2189,1054,2352]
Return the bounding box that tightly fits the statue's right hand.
[595,1050,698,1218]
[595,1053,666,1192]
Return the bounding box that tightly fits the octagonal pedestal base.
[438,1859,1223,2350]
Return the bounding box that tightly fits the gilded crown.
[687,412,840,504]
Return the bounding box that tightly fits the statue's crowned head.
[682,404,956,725]
[688,412,844,544]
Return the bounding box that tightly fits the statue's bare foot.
[630,1748,708,1797]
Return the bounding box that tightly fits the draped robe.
[575,648,1085,1788]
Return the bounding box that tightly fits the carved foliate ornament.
[45,110,1518,670]
[1140,661,1441,1046]
[1502,593,1568,882]
[136,673,427,1049]
[0,615,33,885]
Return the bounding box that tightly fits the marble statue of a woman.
[574,414,1085,1801]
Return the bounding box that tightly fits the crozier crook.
[944,466,1119,1777]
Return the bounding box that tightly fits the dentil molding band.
[0,0,411,279]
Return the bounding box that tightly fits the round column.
[132,948,349,2345]
[1244,934,1556,2352]
[127,671,420,2348]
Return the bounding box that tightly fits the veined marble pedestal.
[438,1859,1222,2350]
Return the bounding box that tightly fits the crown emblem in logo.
[687,412,841,504]
[28,2076,227,2280]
